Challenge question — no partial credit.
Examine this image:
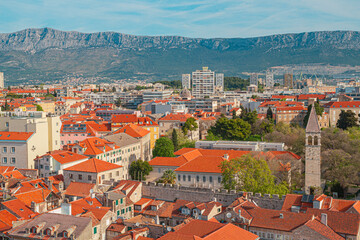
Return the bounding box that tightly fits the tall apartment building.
[191,67,223,98]
[0,72,4,89]
[142,90,172,102]
[182,74,191,89]
[250,73,258,86]
[265,70,274,87]
[284,73,294,88]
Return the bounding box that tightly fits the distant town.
[0,66,358,240]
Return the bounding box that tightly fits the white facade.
[250,73,258,86]
[182,74,191,89]
[86,92,116,105]
[192,67,215,99]
[215,73,224,91]
[0,72,4,89]
[265,71,275,88]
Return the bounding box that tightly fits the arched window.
[308,136,312,145]
[45,229,51,236]
[63,231,68,238]
[31,227,37,233]
[314,136,318,145]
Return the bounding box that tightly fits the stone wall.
[142,182,285,210]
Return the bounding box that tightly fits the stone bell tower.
[305,106,321,194]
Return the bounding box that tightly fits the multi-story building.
[182,74,191,89]
[250,73,258,86]
[95,109,139,121]
[195,141,284,151]
[56,86,74,97]
[284,73,294,88]
[158,113,199,140]
[63,158,124,187]
[0,111,61,167]
[323,101,360,127]
[34,150,88,178]
[265,70,275,87]
[184,98,218,112]
[65,137,122,164]
[215,73,224,91]
[142,90,172,102]
[86,92,116,105]
[0,72,4,89]
[191,67,221,98]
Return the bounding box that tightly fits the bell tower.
[305,106,321,194]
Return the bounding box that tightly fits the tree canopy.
[153,137,175,157]
[336,110,359,130]
[220,155,289,195]
[171,129,179,151]
[36,105,43,111]
[129,160,153,181]
[182,117,198,135]
[224,77,249,91]
[157,169,177,184]
[208,117,251,141]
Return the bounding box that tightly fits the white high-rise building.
[215,73,224,91]
[250,73,258,86]
[182,74,191,89]
[265,70,274,87]
[0,72,4,89]
[191,67,223,98]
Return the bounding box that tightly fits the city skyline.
[0,0,360,38]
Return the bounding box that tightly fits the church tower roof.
[306,105,321,133]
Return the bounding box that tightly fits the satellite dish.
[166,226,172,232]
[226,212,232,218]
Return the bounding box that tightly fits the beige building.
[0,111,61,153]
[63,158,124,187]
[104,133,142,177]
[38,100,56,113]
[323,101,360,127]
[0,72,4,89]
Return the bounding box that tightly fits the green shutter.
[94,227,97,234]
[117,210,120,216]
[116,200,118,205]
[120,198,123,204]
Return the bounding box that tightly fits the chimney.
[223,154,229,160]
[321,213,327,226]
[238,209,241,218]
[279,213,283,219]
[61,199,72,215]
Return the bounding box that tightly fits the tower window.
[314,136,318,145]
[308,136,312,145]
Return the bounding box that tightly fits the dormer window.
[45,229,51,236]
[31,227,37,233]
[63,231,68,238]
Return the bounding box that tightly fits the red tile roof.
[305,218,344,240]
[115,123,150,138]
[71,137,119,155]
[175,156,224,173]
[64,182,96,198]
[1,199,37,219]
[0,131,34,141]
[64,158,122,173]
[111,114,138,123]
[149,157,189,167]
[323,101,360,108]
[159,113,196,122]
[39,150,88,164]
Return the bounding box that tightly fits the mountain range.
[1,28,360,84]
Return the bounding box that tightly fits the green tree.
[171,129,179,151]
[153,137,175,157]
[266,107,273,121]
[158,169,177,184]
[1,100,10,111]
[36,104,43,111]
[115,98,122,108]
[208,117,251,141]
[337,110,359,130]
[220,155,289,195]
[7,86,10,91]
[112,86,116,92]
[223,77,249,91]
[182,117,198,135]
[242,109,258,125]
[232,110,237,119]
[129,160,153,181]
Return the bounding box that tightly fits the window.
[69,174,73,179]
[31,227,36,233]
[203,176,206,182]
[116,171,119,176]
[116,200,119,205]
[196,176,200,182]
[88,175,92,181]
[78,174,82,180]
[218,177,221,183]
[10,147,15,153]
[93,227,97,234]
[128,207,131,211]
[209,176,213,183]
[5,122,9,127]
[2,147,7,153]
[45,166,49,170]
[188,175,191,181]
[120,198,123,204]
[117,210,120,216]
[45,229,51,236]
[102,175,105,179]
[2,157,7,164]
[178,175,181,181]
[183,175,186,181]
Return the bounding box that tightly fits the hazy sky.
[1,0,359,38]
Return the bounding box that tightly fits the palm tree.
[160,170,176,185]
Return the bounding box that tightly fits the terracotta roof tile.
[0,131,34,141]
[65,182,95,198]
[115,123,150,138]
[64,158,122,173]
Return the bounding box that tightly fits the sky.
[0,0,360,38]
